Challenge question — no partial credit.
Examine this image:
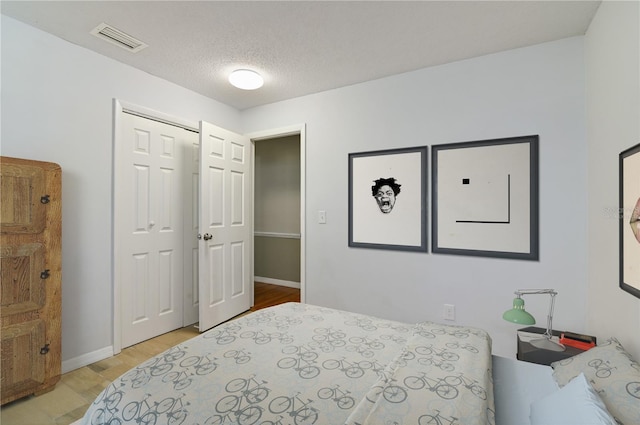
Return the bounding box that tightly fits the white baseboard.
[62,279,299,374]
[255,276,300,289]
[62,346,114,374]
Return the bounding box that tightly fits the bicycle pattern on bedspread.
[81,303,494,425]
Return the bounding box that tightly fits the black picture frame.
[619,142,640,299]
[348,146,428,252]
[432,135,539,260]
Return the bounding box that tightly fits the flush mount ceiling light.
[228,69,264,90]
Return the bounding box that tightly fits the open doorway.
[250,125,306,307]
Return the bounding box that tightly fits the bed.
[80,302,495,425]
[79,302,640,425]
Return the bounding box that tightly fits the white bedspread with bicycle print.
[81,302,494,425]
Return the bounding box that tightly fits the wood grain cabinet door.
[0,320,46,396]
[1,243,46,315]
[0,162,47,234]
[0,156,61,405]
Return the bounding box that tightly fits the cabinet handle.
[40,344,50,355]
[40,269,50,279]
[40,195,50,204]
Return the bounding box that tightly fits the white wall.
[585,0,640,359]
[1,16,241,367]
[242,37,589,358]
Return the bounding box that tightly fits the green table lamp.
[503,289,565,352]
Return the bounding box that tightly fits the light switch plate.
[318,210,326,224]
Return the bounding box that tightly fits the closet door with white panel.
[117,113,197,348]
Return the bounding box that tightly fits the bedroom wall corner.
[1,15,242,367]
[585,0,640,360]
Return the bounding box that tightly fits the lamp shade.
[502,297,536,325]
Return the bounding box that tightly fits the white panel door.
[183,138,200,326]
[118,113,197,347]
[198,121,252,331]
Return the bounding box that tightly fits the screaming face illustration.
[372,178,401,214]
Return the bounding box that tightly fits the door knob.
[203,233,213,241]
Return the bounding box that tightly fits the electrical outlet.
[444,304,455,321]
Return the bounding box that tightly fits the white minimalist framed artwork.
[432,135,539,260]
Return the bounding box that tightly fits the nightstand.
[517,327,592,366]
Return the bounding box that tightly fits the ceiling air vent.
[90,23,148,53]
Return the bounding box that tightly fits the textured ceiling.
[2,1,601,110]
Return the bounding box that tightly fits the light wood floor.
[0,282,300,425]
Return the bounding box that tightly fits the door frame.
[112,99,199,355]
[247,124,306,303]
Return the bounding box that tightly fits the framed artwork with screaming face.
[348,146,428,252]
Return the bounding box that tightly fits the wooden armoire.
[1,156,62,405]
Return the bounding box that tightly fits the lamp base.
[530,337,566,352]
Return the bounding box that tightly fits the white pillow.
[530,373,617,425]
[551,337,640,425]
